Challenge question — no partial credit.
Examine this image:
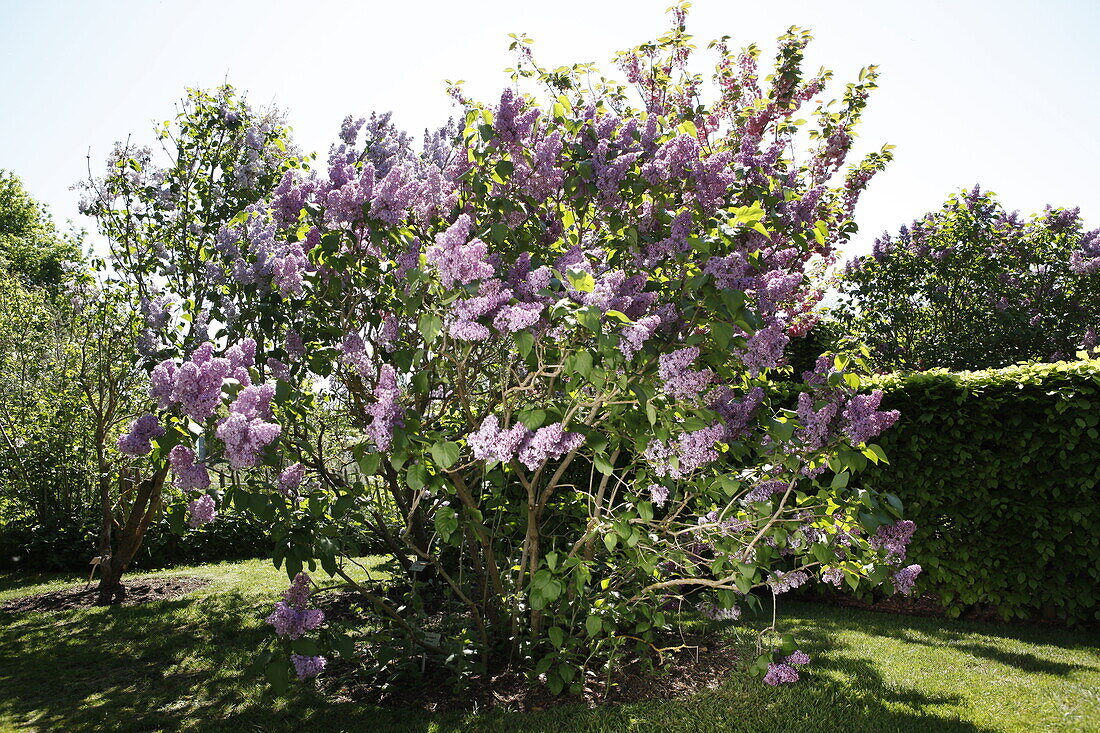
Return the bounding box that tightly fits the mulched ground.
[0,576,210,614]
[323,625,741,713]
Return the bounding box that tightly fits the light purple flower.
[291,654,327,680]
[365,365,404,452]
[892,564,922,596]
[517,423,585,471]
[216,412,281,469]
[763,662,800,685]
[278,463,305,497]
[426,214,495,288]
[117,414,164,456]
[658,347,714,399]
[169,445,210,492]
[187,494,216,527]
[648,484,670,507]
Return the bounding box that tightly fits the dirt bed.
[1,576,210,613]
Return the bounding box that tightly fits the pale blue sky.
[2,0,1098,257]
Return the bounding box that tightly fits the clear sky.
[2,0,1098,257]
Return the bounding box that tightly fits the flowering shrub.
[830,186,1100,370]
[86,8,916,692]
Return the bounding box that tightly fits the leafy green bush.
[855,358,1100,623]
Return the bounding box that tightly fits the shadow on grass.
[784,600,1100,678]
[0,570,84,594]
[8,593,1098,731]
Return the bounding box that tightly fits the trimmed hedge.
[859,358,1100,624]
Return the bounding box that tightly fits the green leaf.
[586,615,602,637]
[417,313,442,344]
[566,269,595,293]
[265,659,290,694]
[434,506,459,542]
[514,330,535,358]
[430,441,460,469]
[519,409,547,429]
[594,453,614,476]
[406,463,428,491]
[356,451,380,476]
[549,626,565,648]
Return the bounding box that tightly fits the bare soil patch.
[319,595,742,714]
[1,576,210,614]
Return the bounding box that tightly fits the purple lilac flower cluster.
[841,391,899,445]
[364,365,404,452]
[658,347,714,399]
[187,494,217,528]
[168,445,210,492]
[468,416,584,471]
[892,564,922,596]
[266,572,325,641]
[767,569,809,594]
[645,422,726,479]
[697,602,741,621]
[763,663,800,685]
[215,384,282,469]
[870,519,916,561]
[117,413,164,456]
[277,463,305,497]
[291,654,327,680]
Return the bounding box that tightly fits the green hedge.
[858,358,1100,624]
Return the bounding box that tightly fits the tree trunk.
[95,465,168,605]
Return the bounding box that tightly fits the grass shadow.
[0,591,1094,731]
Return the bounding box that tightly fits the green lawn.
[0,559,1096,732]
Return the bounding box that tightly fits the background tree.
[78,85,299,597]
[828,186,1100,371]
[0,170,82,288]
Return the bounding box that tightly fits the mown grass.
[0,559,1096,732]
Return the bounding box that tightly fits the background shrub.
[854,358,1100,624]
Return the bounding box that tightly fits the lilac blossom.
[169,445,210,492]
[365,365,404,452]
[517,423,585,471]
[230,384,275,420]
[278,463,306,497]
[648,484,670,507]
[619,314,662,360]
[645,422,726,478]
[870,519,916,561]
[763,663,800,685]
[842,391,899,445]
[266,602,325,639]
[339,331,372,375]
[767,569,809,594]
[216,412,281,469]
[734,321,789,376]
[697,602,741,621]
[658,347,714,399]
[117,414,164,456]
[785,650,811,665]
[426,214,495,288]
[291,654,327,680]
[744,479,788,503]
[187,494,217,527]
[468,416,532,464]
[892,564,922,596]
[172,342,231,422]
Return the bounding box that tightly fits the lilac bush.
[832,186,1100,370]
[85,7,916,693]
